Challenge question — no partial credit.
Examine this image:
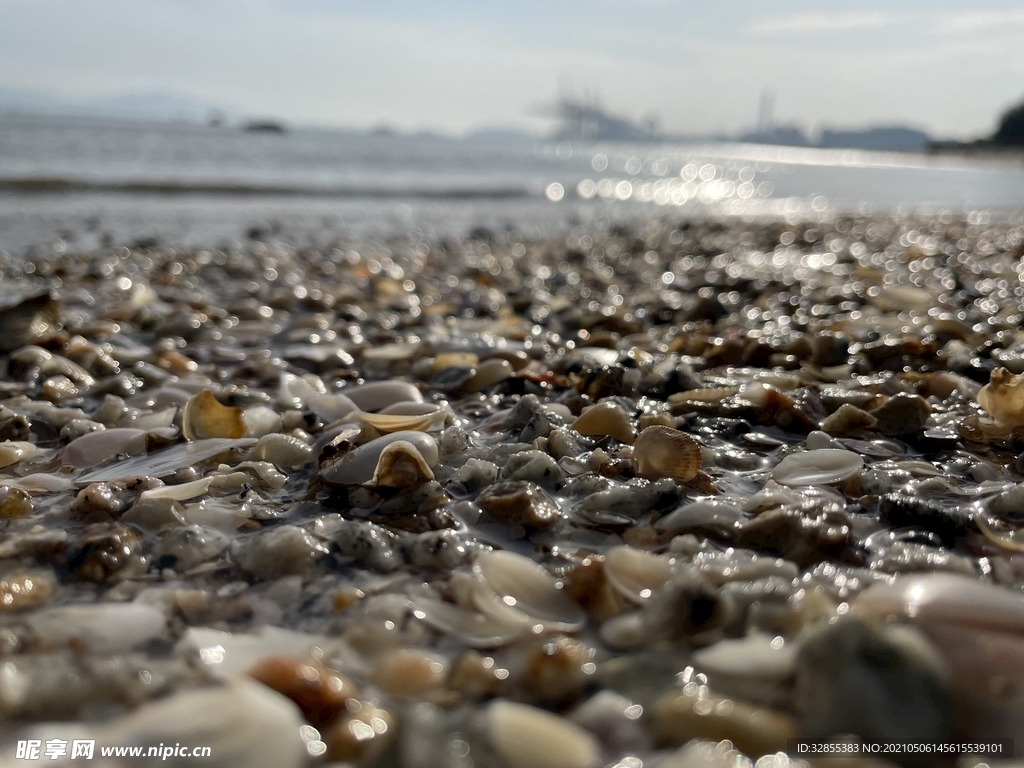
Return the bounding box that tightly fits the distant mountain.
[739,125,812,147]
[0,86,226,122]
[466,126,540,142]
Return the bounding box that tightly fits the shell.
[487,701,601,768]
[411,597,526,647]
[322,430,439,485]
[471,550,586,632]
[27,603,166,653]
[182,390,247,441]
[252,432,313,469]
[369,648,447,696]
[63,428,147,468]
[359,407,446,434]
[572,401,635,444]
[342,380,423,412]
[369,440,436,487]
[771,448,862,486]
[978,366,1024,427]
[631,425,702,482]
[0,440,37,469]
[603,545,674,603]
[465,358,514,391]
[852,572,1024,633]
[653,684,796,758]
[433,351,479,372]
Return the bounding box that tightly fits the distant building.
[739,125,811,146]
[552,95,655,142]
[819,126,930,151]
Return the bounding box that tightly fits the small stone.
[248,655,358,728]
[871,393,931,436]
[477,480,562,530]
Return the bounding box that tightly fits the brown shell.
[181,389,246,441]
[631,425,702,482]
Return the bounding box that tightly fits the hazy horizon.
[2,0,1024,139]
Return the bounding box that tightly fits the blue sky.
[2,0,1024,137]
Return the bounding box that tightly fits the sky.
[2,0,1024,138]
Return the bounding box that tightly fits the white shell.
[572,401,635,444]
[488,701,601,768]
[251,432,312,469]
[63,429,146,468]
[771,448,862,486]
[342,381,423,412]
[411,597,526,647]
[100,680,307,768]
[852,572,1024,633]
[27,603,166,654]
[322,430,439,485]
[604,545,674,603]
[77,438,256,484]
[471,550,586,632]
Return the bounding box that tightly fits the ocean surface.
[1,112,1023,253]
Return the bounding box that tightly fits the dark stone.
[877,493,974,547]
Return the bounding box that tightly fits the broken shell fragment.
[573,401,635,444]
[182,390,247,441]
[978,367,1024,427]
[631,425,702,482]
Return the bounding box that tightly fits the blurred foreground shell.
[487,701,601,768]
[631,425,701,482]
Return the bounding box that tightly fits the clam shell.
[369,440,435,487]
[604,545,674,602]
[342,381,423,412]
[572,401,635,444]
[322,430,439,485]
[487,701,601,768]
[631,425,702,482]
[182,390,247,441]
[771,448,862,486]
[472,550,587,632]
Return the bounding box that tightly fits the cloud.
[749,11,899,36]
[929,9,1024,34]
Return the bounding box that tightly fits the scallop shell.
[369,440,435,487]
[182,390,247,441]
[321,430,439,485]
[0,440,37,469]
[572,401,635,444]
[471,550,587,632]
[603,545,674,603]
[487,701,601,768]
[631,425,702,482]
[978,367,1024,427]
[771,448,862,486]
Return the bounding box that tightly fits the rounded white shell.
[771,448,862,486]
[471,550,586,632]
[322,430,439,485]
[487,701,601,768]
